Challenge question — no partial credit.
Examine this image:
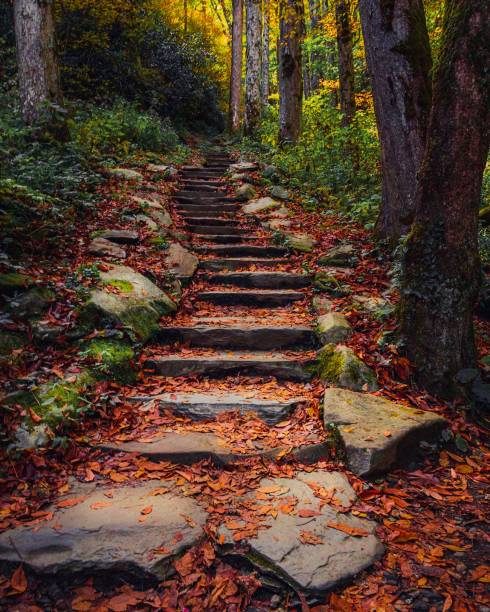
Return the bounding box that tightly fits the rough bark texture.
[308,0,322,91]
[229,0,244,132]
[278,0,305,144]
[261,0,270,104]
[244,0,262,135]
[360,0,432,243]
[13,0,62,124]
[400,0,490,395]
[334,0,355,126]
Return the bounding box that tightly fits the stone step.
[180,211,236,220]
[186,225,248,235]
[184,217,240,226]
[191,234,258,244]
[196,290,305,307]
[144,351,313,380]
[199,258,290,271]
[204,271,312,289]
[176,191,231,200]
[195,244,288,257]
[176,195,236,205]
[180,184,226,193]
[155,325,316,349]
[180,173,224,180]
[176,203,239,213]
[130,392,305,424]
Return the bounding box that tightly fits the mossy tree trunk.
[229,0,244,132]
[244,0,262,135]
[261,0,270,105]
[13,0,62,125]
[400,0,490,395]
[278,0,305,144]
[359,0,432,243]
[334,0,355,126]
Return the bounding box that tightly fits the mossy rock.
[0,273,34,296]
[104,279,134,294]
[314,273,351,297]
[80,264,177,342]
[5,287,55,319]
[317,344,378,392]
[82,338,136,384]
[316,312,352,345]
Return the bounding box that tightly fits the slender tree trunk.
[261,0,270,104]
[278,0,305,144]
[184,0,188,32]
[309,0,321,91]
[13,0,62,125]
[334,0,355,125]
[399,0,490,395]
[229,0,244,132]
[244,0,262,135]
[360,0,432,243]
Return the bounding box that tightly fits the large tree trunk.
[399,0,490,396]
[229,0,244,132]
[244,0,262,135]
[278,0,305,144]
[334,0,355,126]
[261,0,270,104]
[360,0,432,243]
[13,0,62,125]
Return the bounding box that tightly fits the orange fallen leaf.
[10,565,27,593]
[326,521,370,537]
[90,501,112,510]
[56,496,85,509]
[140,505,153,515]
[298,509,322,518]
[299,530,323,545]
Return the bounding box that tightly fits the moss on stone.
[83,338,136,384]
[105,279,134,293]
[314,273,350,297]
[317,344,378,391]
[0,273,34,295]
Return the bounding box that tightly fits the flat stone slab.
[196,290,305,307]
[165,243,198,281]
[88,237,126,259]
[218,471,383,594]
[195,245,288,257]
[106,168,143,182]
[199,258,289,271]
[242,197,281,214]
[132,392,305,424]
[323,388,449,476]
[317,312,352,344]
[229,161,258,172]
[205,272,311,289]
[0,483,206,581]
[100,432,331,466]
[144,351,313,380]
[98,230,139,244]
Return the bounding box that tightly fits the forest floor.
[0,142,489,611]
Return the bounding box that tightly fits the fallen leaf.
[326,521,370,537]
[10,565,27,593]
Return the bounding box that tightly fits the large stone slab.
[106,168,143,182]
[0,483,206,581]
[323,388,449,476]
[242,197,281,214]
[81,264,177,342]
[284,232,317,253]
[218,471,383,594]
[229,161,258,172]
[98,230,139,245]
[316,312,352,344]
[165,243,199,281]
[88,237,126,259]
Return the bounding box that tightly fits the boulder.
[352,295,393,319]
[229,161,257,172]
[318,244,357,267]
[80,264,177,342]
[135,214,158,231]
[314,273,351,296]
[312,296,333,315]
[270,185,289,200]
[0,273,34,296]
[88,237,127,259]
[242,197,281,214]
[132,195,163,210]
[262,164,277,179]
[106,168,143,182]
[147,163,169,173]
[97,230,139,245]
[316,312,352,344]
[218,471,383,593]
[236,183,257,201]
[165,243,199,282]
[317,344,378,392]
[231,173,248,181]
[0,483,207,581]
[269,218,292,230]
[148,209,172,227]
[285,232,317,252]
[5,287,55,319]
[32,322,65,344]
[269,206,291,218]
[82,338,136,384]
[323,388,449,476]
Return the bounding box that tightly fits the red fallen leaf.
[56,496,85,509]
[10,565,27,593]
[141,505,153,515]
[90,501,112,510]
[28,407,42,423]
[299,530,323,545]
[106,593,138,611]
[298,509,322,518]
[468,565,490,582]
[326,521,370,537]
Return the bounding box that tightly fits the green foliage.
[241,92,381,227]
[80,338,136,384]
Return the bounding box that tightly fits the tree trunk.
[399,0,490,395]
[334,0,355,126]
[359,0,432,243]
[309,0,321,91]
[244,0,262,135]
[261,0,270,104]
[13,0,62,125]
[278,0,305,144]
[229,0,244,132]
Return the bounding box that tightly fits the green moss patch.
[105,279,134,293]
[317,344,378,392]
[0,273,34,295]
[82,338,136,384]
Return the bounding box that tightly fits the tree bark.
[359,0,432,243]
[13,0,62,125]
[278,0,305,144]
[229,0,244,132]
[399,0,490,395]
[244,0,262,135]
[334,0,355,126]
[261,0,270,104]
[309,0,321,91]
